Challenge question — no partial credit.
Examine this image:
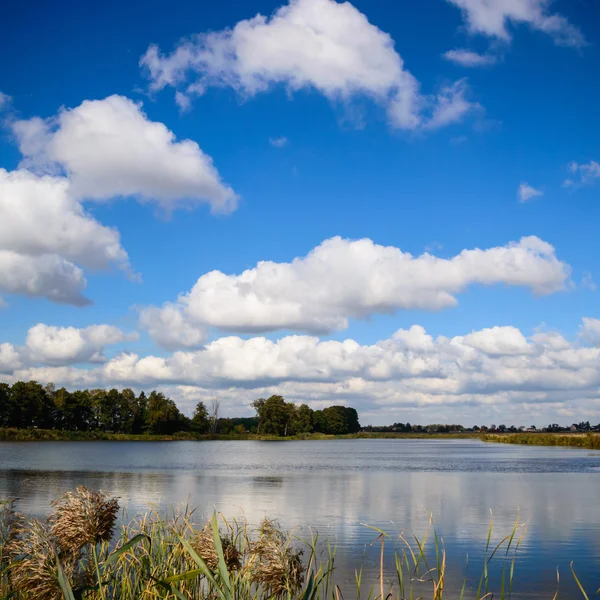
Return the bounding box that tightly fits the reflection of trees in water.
[252,476,284,487]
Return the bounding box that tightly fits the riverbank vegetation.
[483,432,600,449]
[2,486,593,600]
[0,427,484,442]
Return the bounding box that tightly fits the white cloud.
[140,235,570,346]
[25,323,138,365]
[518,182,543,202]
[0,168,132,305]
[269,136,288,148]
[461,326,531,356]
[423,79,481,130]
[9,319,600,425]
[13,95,237,213]
[443,49,498,67]
[141,0,479,131]
[0,169,129,271]
[445,0,585,48]
[0,251,89,306]
[579,318,600,347]
[564,160,600,188]
[0,343,21,373]
[175,90,192,112]
[138,305,207,350]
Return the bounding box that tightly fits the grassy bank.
[1,486,594,600]
[482,432,600,449]
[0,428,482,442]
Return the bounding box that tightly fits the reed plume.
[191,518,242,571]
[5,517,74,600]
[49,486,119,554]
[0,499,22,564]
[246,518,304,597]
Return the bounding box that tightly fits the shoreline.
[482,431,600,449]
[0,428,480,442]
[3,428,600,448]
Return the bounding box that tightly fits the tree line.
[0,381,361,436]
[248,395,360,436]
[0,381,191,434]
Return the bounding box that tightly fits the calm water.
[2,439,600,598]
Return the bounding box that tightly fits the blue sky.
[0,0,599,425]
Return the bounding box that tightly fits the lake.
[1,438,599,598]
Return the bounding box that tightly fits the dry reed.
[246,518,304,597]
[191,518,242,571]
[5,518,74,600]
[49,485,119,554]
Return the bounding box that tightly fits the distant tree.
[293,404,314,434]
[8,381,54,428]
[312,409,327,433]
[256,395,290,436]
[132,391,148,434]
[192,401,210,433]
[0,383,10,427]
[252,398,266,433]
[146,391,183,434]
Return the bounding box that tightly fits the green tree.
[312,409,327,434]
[146,391,184,434]
[192,401,210,433]
[252,398,266,433]
[69,390,93,431]
[293,404,314,434]
[8,381,54,428]
[0,383,10,427]
[132,391,148,434]
[315,406,360,434]
[255,395,293,436]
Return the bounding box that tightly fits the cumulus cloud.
[0,251,89,306]
[12,95,237,213]
[0,169,129,271]
[518,182,543,202]
[443,49,498,67]
[461,326,531,356]
[141,0,480,130]
[8,320,600,425]
[138,305,207,350]
[24,323,138,365]
[564,160,600,189]
[445,0,585,48]
[0,343,21,373]
[139,235,570,346]
[0,168,132,305]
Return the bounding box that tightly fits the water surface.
[2,439,599,598]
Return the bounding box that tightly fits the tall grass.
[0,488,595,599]
[482,433,600,450]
